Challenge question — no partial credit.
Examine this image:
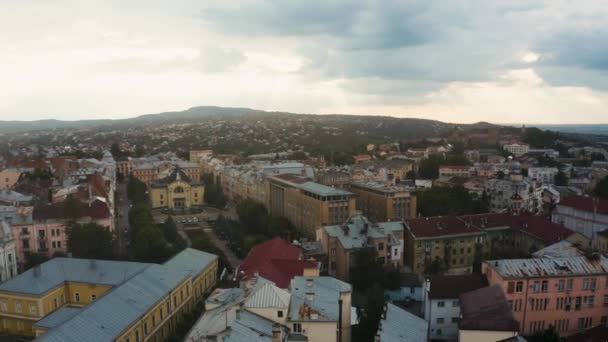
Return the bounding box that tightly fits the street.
[114,182,130,257]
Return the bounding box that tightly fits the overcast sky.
[1,0,607,124]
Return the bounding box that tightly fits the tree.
[62,194,82,221]
[127,176,148,204]
[496,170,505,179]
[236,199,269,235]
[532,326,560,342]
[68,223,114,259]
[110,143,122,158]
[354,282,385,342]
[382,266,401,290]
[595,175,608,200]
[405,170,416,181]
[554,171,568,186]
[23,253,49,271]
[350,248,384,291]
[133,223,169,263]
[424,258,444,275]
[162,216,186,249]
[417,186,488,217]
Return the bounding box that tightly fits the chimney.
[272,324,282,342]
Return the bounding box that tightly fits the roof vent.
[306,279,314,287]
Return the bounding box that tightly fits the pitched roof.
[163,247,218,279]
[376,303,427,342]
[151,167,193,186]
[459,285,519,332]
[34,307,83,329]
[289,276,351,322]
[323,215,404,250]
[244,282,290,308]
[238,238,318,288]
[558,195,608,215]
[428,274,488,299]
[485,255,608,279]
[510,214,574,244]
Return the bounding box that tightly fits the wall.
[458,329,517,342]
[424,297,461,340]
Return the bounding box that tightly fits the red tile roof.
[33,199,111,221]
[510,214,574,244]
[406,216,484,238]
[238,237,319,288]
[558,195,608,215]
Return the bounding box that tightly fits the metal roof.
[34,307,83,329]
[244,283,290,309]
[223,310,274,342]
[163,248,218,279]
[376,303,427,342]
[323,215,404,250]
[0,258,151,295]
[288,276,351,322]
[298,181,353,197]
[486,255,608,279]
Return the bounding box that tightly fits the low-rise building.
[528,167,559,184]
[483,255,608,337]
[150,167,205,209]
[350,181,416,221]
[552,195,608,239]
[319,215,404,281]
[266,174,356,235]
[503,143,529,157]
[424,274,488,340]
[0,248,218,339]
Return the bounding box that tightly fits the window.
[516,281,523,293]
[53,298,58,309]
[541,280,548,292]
[277,310,283,318]
[0,300,7,311]
[135,330,140,342]
[601,316,607,326]
[174,187,184,193]
[152,315,156,327]
[437,301,445,307]
[144,322,148,335]
[452,317,459,323]
[567,279,574,291]
[15,301,21,313]
[452,300,459,307]
[507,281,515,294]
[75,293,80,302]
[533,281,540,293]
[293,323,302,333]
[160,307,164,320]
[91,294,96,301]
[558,279,565,292]
[437,317,444,324]
[29,304,36,314]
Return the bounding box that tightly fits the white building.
[0,220,17,282]
[503,143,529,157]
[528,167,558,184]
[552,195,608,240]
[486,175,541,214]
[423,275,488,341]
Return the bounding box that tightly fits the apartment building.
[266,174,356,236]
[352,159,414,184]
[0,169,21,190]
[552,195,608,239]
[503,143,530,157]
[319,215,404,281]
[483,255,608,337]
[486,174,541,214]
[0,248,218,339]
[0,220,17,282]
[528,167,559,184]
[350,180,416,221]
[438,165,473,178]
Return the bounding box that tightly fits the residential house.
[552,195,608,239]
[350,181,416,221]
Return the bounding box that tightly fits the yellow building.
[350,180,417,221]
[265,174,356,236]
[150,168,205,209]
[0,248,218,340]
[0,169,22,190]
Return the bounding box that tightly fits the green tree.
[424,258,444,275]
[68,223,114,259]
[354,282,385,342]
[382,266,401,290]
[23,253,49,271]
[417,186,487,216]
[532,326,560,342]
[110,143,122,158]
[554,171,568,186]
[236,199,269,235]
[62,194,82,221]
[133,224,169,263]
[595,175,608,200]
[127,176,148,204]
[350,248,384,291]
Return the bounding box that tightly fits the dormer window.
[174,187,184,193]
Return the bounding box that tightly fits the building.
[237,238,320,288]
[384,273,423,302]
[0,248,218,339]
[266,174,356,235]
[528,167,559,184]
[0,220,17,282]
[150,167,205,209]
[375,303,428,342]
[404,213,575,275]
[350,181,416,221]
[552,195,608,240]
[503,144,529,157]
[189,149,213,163]
[315,170,351,188]
[439,166,473,178]
[482,255,608,337]
[353,159,414,184]
[424,274,488,340]
[458,285,520,342]
[319,215,404,281]
[0,169,22,190]
[486,175,541,214]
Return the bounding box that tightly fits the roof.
[350,180,415,194]
[0,189,33,203]
[34,307,83,329]
[269,174,353,197]
[485,255,608,279]
[33,199,112,221]
[244,282,290,308]
[222,310,275,342]
[406,216,484,239]
[238,238,318,288]
[510,214,574,244]
[150,167,195,187]
[0,258,151,295]
[35,264,191,342]
[532,240,585,259]
[323,215,404,250]
[399,273,422,288]
[163,247,218,279]
[376,303,427,342]
[459,285,519,332]
[558,195,608,215]
[289,276,351,322]
[428,274,488,299]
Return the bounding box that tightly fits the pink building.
[12,199,111,268]
[483,256,608,337]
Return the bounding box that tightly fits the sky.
[1,0,607,124]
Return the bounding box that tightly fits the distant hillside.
[0,106,496,135]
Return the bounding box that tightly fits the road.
[204,226,242,268]
[114,182,130,257]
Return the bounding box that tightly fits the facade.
[424,274,488,340]
[315,171,351,188]
[483,255,608,337]
[552,195,608,239]
[189,149,213,163]
[0,169,21,190]
[130,157,200,185]
[150,168,205,209]
[319,215,404,281]
[486,175,541,214]
[528,167,558,184]
[439,166,473,178]
[503,143,530,157]
[353,160,414,184]
[0,248,218,339]
[350,181,416,221]
[0,220,17,282]
[266,174,356,235]
[375,303,428,342]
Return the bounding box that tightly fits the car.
[192,217,198,222]
[187,218,193,223]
